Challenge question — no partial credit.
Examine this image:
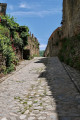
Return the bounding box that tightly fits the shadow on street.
[35,57,80,120]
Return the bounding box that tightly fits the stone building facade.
[0,3,7,16]
[62,0,80,38]
[44,27,62,57]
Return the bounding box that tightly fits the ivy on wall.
[13,31,23,47]
[0,15,29,74]
[58,35,80,70]
[0,33,18,74]
[0,15,39,74]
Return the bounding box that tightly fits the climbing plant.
[13,31,23,47]
[0,15,20,74]
[0,34,18,74]
[0,14,39,74]
[58,35,80,70]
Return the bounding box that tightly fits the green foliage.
[28,56,33,60]
[13,32,23,47]
[0,31,17,74]
[58,35,80,70]
[36,43,39,49]
[19,26,30,46]
[6,63,15,73]
[20,31,27,38]
[20,31,28,46]
[0,14,32,74]
[0,15,19,29]
[28,54,39,60]
[32,39,39,49]
[39,51,44,57]
[33,54,39,57]
[0,34,10,51]
[0,24,10,37]
[0,65,6,73]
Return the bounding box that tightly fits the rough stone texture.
[44,43,49,57]
[62,0,80,38]
[16,47,23,60]
[0,57,80,120]
[0,3,7,16]
[44,27,62,57]
[0,51,5,73]
[44,0,80,57]
[0,4,39,66]
[13,32,39,60]
[24,35,39,58]
[63,63,80,92]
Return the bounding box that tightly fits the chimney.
[0,3,7,16]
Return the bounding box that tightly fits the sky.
[1,0,63,50]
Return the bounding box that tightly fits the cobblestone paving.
[0,59,33,83]
[0,57,80,120]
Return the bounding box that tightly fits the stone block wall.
[44,27,62,57]
[23,35,39,59]
[16,47,23,60]
[44,0,80,70]
[0,3,7,16]
[44,44,49,57]
[62,0,80,38]
[59,0,80,70]
[44,0,80,57]
[0,51,5,72]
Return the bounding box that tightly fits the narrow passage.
[0,57,80,120]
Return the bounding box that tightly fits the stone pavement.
[63,63,80,92]
[0,59,34,83]
[0,57,80,120]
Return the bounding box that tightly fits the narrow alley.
[0,57,80,120]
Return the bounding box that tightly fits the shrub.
[13,31,23,47]
[0,34,17,73]
[20,31,27,38]
[58,35,80,70]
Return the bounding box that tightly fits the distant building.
[0,3,7,16]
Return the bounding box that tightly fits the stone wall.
[23,34,39,59]
[44,44,49,57]
[44,27,62,57]
[0,3,39,75]
[0,3,7,16]
[62,0,80,38]
[16,47,23,60]
[44,0,80,58]
[0,51,5,72]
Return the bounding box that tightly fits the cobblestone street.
[0,57,80,120]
